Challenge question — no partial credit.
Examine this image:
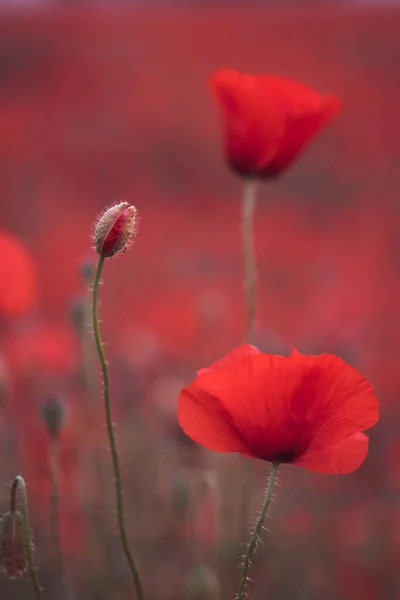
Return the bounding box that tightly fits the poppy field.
[0,4,398,600]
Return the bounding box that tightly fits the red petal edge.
[197,344,261,376]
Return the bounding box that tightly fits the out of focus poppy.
[0,232,37,317]
[3,322,77,379]
[178,345,379,474]
[210,69,341,177]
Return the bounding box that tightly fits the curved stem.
[92,256,144,600]
[242,179,258,345]
[10,476,44,600]
[237,463,279,600]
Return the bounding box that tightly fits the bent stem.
[237,462,279,600]
[10,476,44,600]
[242,179,258,345]
[92,256,144,600]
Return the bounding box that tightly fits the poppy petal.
[266,95,342,175]
[181,353,311,460]
[294,432,369,474]
[0,233,37,317]
[197,344,261,376]
[210,70,284,176]
[292,353,379,449]
[178,385,252,454]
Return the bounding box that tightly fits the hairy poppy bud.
[93,202,137,258]
[41,396,66,439]
[0,511,31,580]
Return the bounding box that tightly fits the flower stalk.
[92,255,144,600]
[242,179,258,344]
[240,179,259,556]
[48,438,77,600]
[238,463,279,600]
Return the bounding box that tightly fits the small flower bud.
[93,202,137,258]
[41,396,66,439]
[171,474,190,520]
[80,258,96,284]
[199,470,218,496]
[69,296,86,334]
[0,511,31,580]
[185,565,220,600]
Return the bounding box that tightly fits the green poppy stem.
[239,179,259,568]
[242,179,258,345]
[48,438,78,600]
[92,256,144,600]
[237,462,279,600]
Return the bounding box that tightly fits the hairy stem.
[10,476,44,600]
[242,179,258,344]
[237,463,279,600]
[78,295,99,504]
[92,256,144,600]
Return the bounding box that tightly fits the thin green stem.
[80,291,108,566]
[49,438,78,600]
[92,256,144,600]
[237,463,279,600]
[242,179,258,345]
[215,471,228,600]
[77,296,98,504]
[10,476,44,600]
[239,180,259,567]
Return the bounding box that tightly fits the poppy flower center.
[273,448,297,463]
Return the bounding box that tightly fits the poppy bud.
[185,565,220,600]
[93,202,137,258]
[199,471,218,497]
[69,296,86,334]
[41,396,66,440]
[0,511,31,580]
[171,474,190,520]
[80,258,96,284]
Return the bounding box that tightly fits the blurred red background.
[0,3,399,600]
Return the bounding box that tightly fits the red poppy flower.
[178,345,379,474]
[210,69,341,177]
[0,232,37,317]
